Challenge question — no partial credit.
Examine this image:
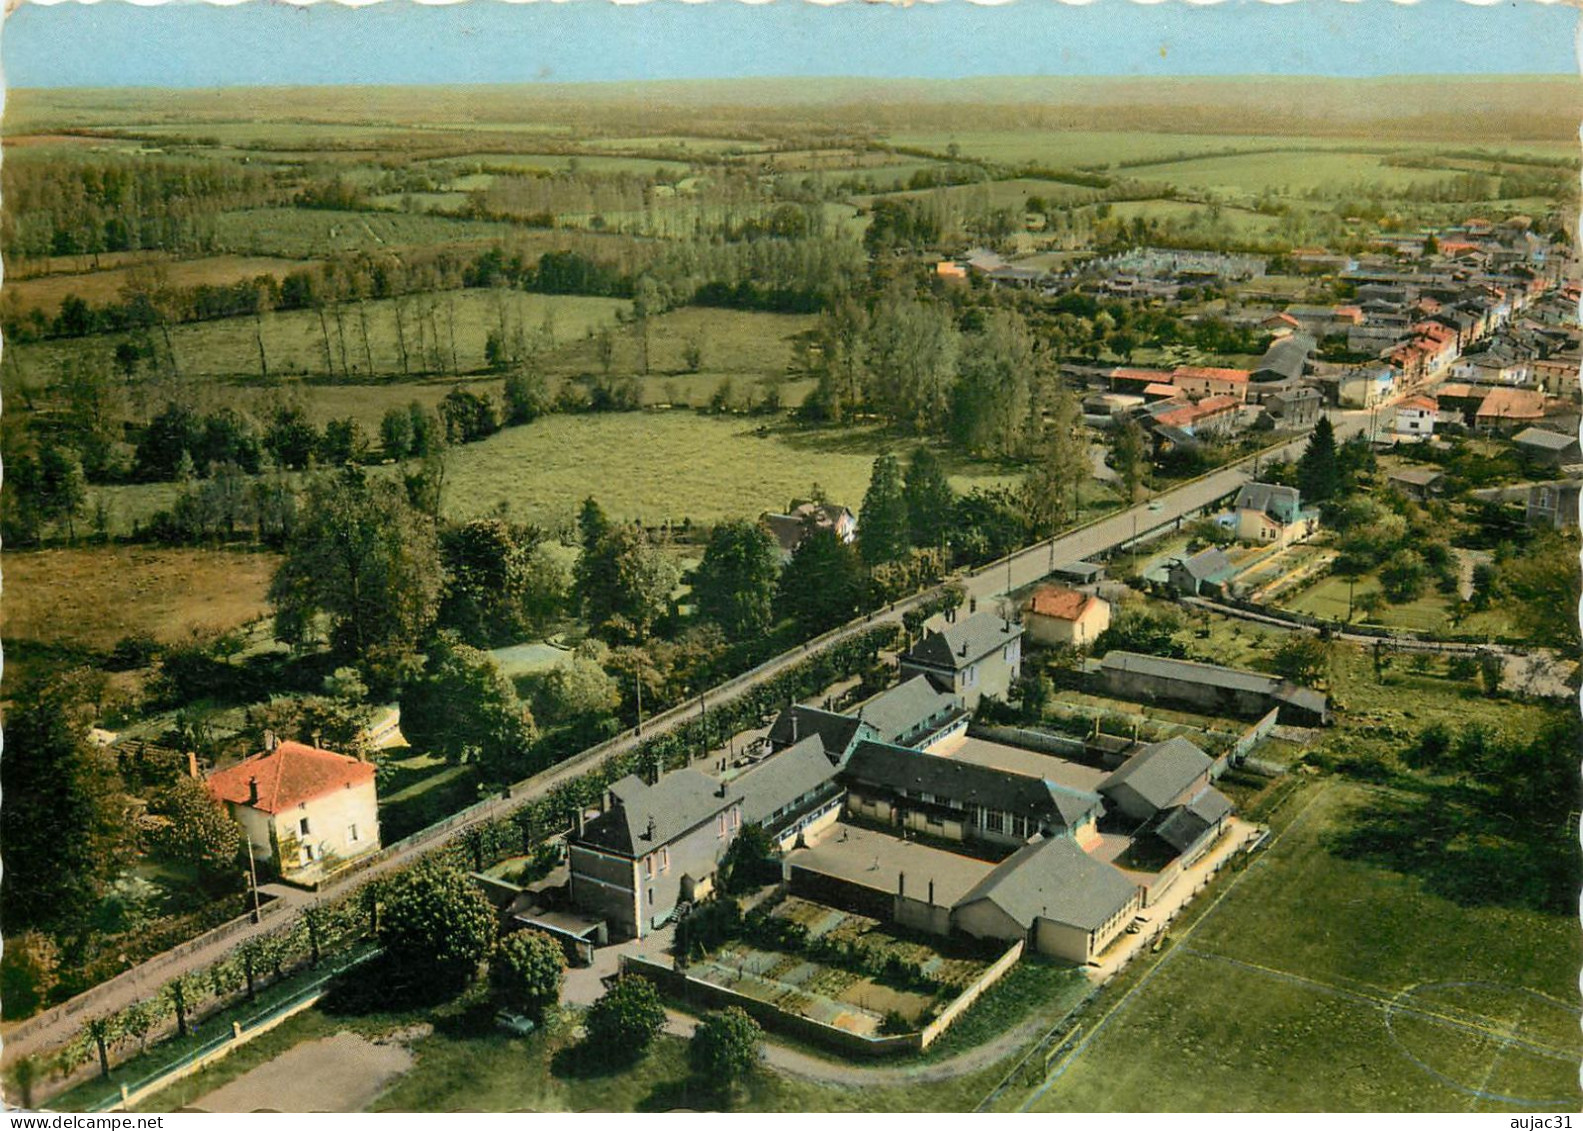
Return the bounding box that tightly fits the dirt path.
[186,1030,414,1113]
[660,1008,1047,1087]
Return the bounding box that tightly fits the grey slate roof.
[907,611,1022,672]
[1099,737,1214,812]
[1254,334,1316,382]
[766,705,870,762]
[578,769,731,856]
[1513,427,1578,452]
[1233,482,1302,522]
[733,736,840,826]
[953,835,1138,932]
[1155,786,1234,854]
[842,741,1103,831]
[854,676,963,746]
[1175,547,1235,583]
[1102,651,1278,696]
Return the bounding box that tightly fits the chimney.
[928,879,935,907]
[187,751,200,780]
[574,808,586,839]
[310,729,323,750]
[602,791,611,814]
[791,712,799,743]
[646,815,657,841]
[958,641,968,658]
[898,871,906,898]
[969,597,977,614]
[263,729,277,752]
[716,780,728,799]
[247,776,259,805]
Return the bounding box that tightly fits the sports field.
[1019,780,1581,1113]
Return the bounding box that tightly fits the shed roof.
[1100,737,1214,812]
[953,836,1138,932]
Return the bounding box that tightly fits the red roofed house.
[1475,387,1548,433]
[1392,396,1438,442]
[207,738,380,883]
[1172,366,1251,402]
[1152,394,1244,437]
[1024,586,1112,648]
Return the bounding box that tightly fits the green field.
[207,208,522,258]
[433,412,1013,528]
[1022,780,1581,1112]
[1279,574,1514,639]
[9,290,628,400]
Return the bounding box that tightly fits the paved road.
[3,410,1374,1071]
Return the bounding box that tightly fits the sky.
[1,0,1576,89]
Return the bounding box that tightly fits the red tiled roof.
[1111,367,1173,382]
[1143,383,1181,398]
[1027,586,1101,622]
[1399,396,1438,412]
[1476,387,1546,421]
[207,741,374,814]
[1172,366,1250,384]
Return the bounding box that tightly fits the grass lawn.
[377,753,482,843]
[433,412,1012,529]
[1023,780,1581,1112]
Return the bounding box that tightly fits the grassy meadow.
[1021,780,1580,1113]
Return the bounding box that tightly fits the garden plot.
[685,898,992,1036]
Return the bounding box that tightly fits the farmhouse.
[1476,387,1547,433]
[1024,586,1112,649]
[1259,387,1322,430]
[1096,651,1331,726]
[206,739,380,884]
[762,500,858,563]
[900,610,1023,710]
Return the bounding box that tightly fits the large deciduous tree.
[269,467,443,666]
[439,518,568,647]
[952,309,1039,458]
[688,1006,764,1087]
[1022,388,1090,536]
[689,519,782,639]
[574,523,681,642]
[377,862,499,989]
[490,929,567,1021]
[584,974,667,1062]
[400,631,536,773]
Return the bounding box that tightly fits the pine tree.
[858,453,910,567]
[903,447,957,552]
[1297,416,1341,504]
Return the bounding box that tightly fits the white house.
[1392,396,1438,441]
[207,739,380,884]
